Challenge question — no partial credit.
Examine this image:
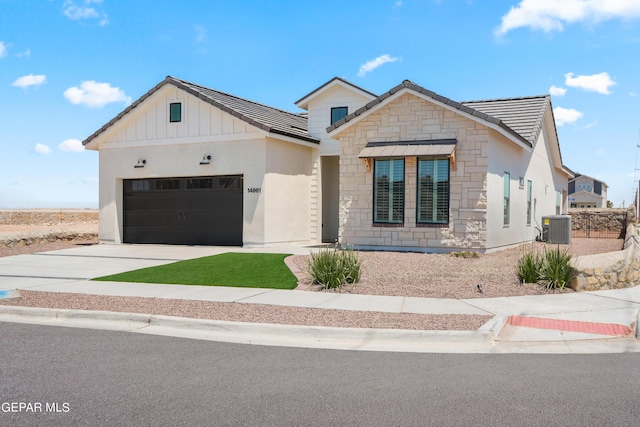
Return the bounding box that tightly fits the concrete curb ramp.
[3,306,640,354]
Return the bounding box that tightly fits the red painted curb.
[507,315,631,336]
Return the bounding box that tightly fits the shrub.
[306,246,361,289]
[516,248,543,284]
[540,245,573,289]
[451,251,479,259]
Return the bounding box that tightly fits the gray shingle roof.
[326,80,554,147]
[83,76,319,146]
[462,95,550,145]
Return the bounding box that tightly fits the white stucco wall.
[263,137,314,244]
[89,85,314,246]
[486,118,568,250]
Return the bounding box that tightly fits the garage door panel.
[124,176,243,246]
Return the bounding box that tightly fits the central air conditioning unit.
[541,215,572,244]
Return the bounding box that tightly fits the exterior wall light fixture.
[200,155,212,165]
[134,159,146,168]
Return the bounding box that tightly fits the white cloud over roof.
[64,80,131,108]
[554,107,583,126]
[495,0,640,36]
[358,54,399,77]
[12,74,46,89]
[549,85,566,96]
[59,139,85,152]
[565,72,616,94]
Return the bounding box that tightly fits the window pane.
[156,179,180,190]
[526,180,532,225]
[170,103,182,122]
[374,159,404,224]
[504,172,510,225]
[330,107,348,125]
[418,158,449,224]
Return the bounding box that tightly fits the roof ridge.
[461,94,550,104]
[167,76,303,118]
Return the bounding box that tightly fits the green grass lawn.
[92,252,298,289]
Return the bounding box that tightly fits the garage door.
[123,175,243,246]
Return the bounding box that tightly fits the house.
[83,76,573,252]
[568,173,608,208]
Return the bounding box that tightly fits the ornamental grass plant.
[540,245,573,289]
[516,244,573,289]
[306,246,361,289]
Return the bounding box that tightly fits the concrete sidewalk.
[1,243,640,353]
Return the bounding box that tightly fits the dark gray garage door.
[124,175,243,246]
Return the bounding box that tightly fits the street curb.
[0,305,495,350]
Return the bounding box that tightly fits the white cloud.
[12,74,46,89]
[565,72,616,94]
[64,80,131,108]
[0,41,7,58]
[63,0,108,25]
[83,177,98,184]
[358,54,400,77]
[554,107,583,126]
[630,91,638,97]
[16,48,31,58]
[549,85,566,96]
[59,139,85,152]
[194,24,207,43]
[395,1,403,7]
[495,0,640,37]
[34,143,52,155]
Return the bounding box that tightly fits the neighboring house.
[568,173,608,208]
[83,76,572,252]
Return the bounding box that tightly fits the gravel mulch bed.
[294,238,624,299]
[0,234,624,331]
[0,291,491,331]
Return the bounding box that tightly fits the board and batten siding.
[105,86,261,145]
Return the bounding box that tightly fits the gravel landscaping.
[294,238,623,299]
[0,223,625,331]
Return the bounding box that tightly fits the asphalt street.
[1,322,639,426]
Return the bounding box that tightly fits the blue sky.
[1,0,640,208]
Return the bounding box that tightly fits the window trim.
[330,106,348,125]
[169,102,182,123]
[416,157,450,225]
[373,158,405,226]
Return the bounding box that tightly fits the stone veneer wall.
[336,93,488,250]
[569,208,628,235]
[569,222,640,291]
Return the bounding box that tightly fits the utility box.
[542,215,572,244]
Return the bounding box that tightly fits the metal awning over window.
[358,139,456,171]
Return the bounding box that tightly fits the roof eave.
[294,76,377,110]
